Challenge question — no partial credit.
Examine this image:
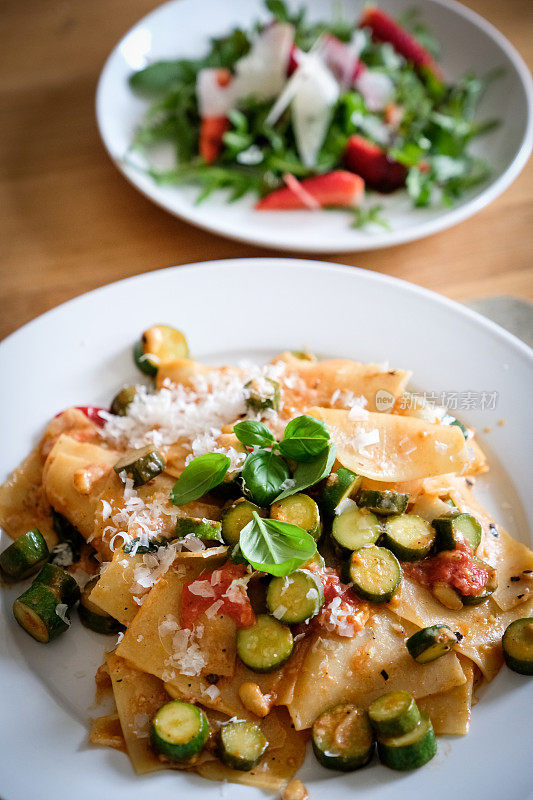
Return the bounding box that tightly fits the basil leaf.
[275,444,337,501]
[234,420,276,449]
[240,512,317,577]
[170,453,230,506]
[278,414,330,461]
[242,450,290,506]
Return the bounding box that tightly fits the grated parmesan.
[272,605,287,620]
[132,713,150,738]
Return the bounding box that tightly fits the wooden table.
[1,0,532,341]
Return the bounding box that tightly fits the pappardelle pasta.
[1,325,532,795]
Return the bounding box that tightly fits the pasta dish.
[1,324,531,796]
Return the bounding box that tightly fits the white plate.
[0,258,532,800]
[96,0,533,252]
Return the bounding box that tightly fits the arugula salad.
[128,1,500,227]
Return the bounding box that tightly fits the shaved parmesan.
[204,684,220,701]
[55,603,70,625]
[291,53,339,167]
[187,580,216,598]
[197,68,236,117]
[205,599,224,618]
[233,22,293,102]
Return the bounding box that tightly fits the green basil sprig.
[234,414,330,462]
[233,420,276,449]
[170,453,230,506]
[241,450,289,506]
[239,511,317,577]
[277,415,329,461]
[275,443,337,501]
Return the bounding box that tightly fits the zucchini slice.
[51,510,83,561]
[244,378,280,413]
[221,499,266,546]
[34,563,81,606]
[312,704,374,771]
[502,618,533,675]
[0,529,49,580]
[406,624,457,664]
[291,350,316,361]
[110,386,137,416]
[150,701,208,762]
[218,721,268,771]
[357,489,409,517]
[175,517,223,542]
[134,325,189,376]
[237,614,293,673]
[347,545,402,604]
[229,542,248,565]
[368,691,421,738]
[377,712,436,771]
[460,557,498,605]
[270,493,322,540]
[383,514,436,561]
[13,584,70,642]
[266,569,324,624]
[78,578,124,635]
[320,467,362,517]
[433,513,481,552]
[331,503,381,551]
[113,445,166,487]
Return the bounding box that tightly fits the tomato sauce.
[404,540,489,597]
[181,562,256,629]
[55,406,107,427]
[310,566,368,636]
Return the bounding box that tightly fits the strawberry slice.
[199,115,230,163]
[360,6,442,79]
[344,135,407,193]
[255,170,364,210]
[287,43,300,76]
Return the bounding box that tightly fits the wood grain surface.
[1,0,531,341]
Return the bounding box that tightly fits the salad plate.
[0,257,532,800]
[96,0,533,252]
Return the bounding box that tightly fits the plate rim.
[95,0,533,253]
[2,257,532,365]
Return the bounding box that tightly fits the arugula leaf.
[129,60,199,96]
[406,166,434,207]
[239,511,317,576]
[234,420,276,449]
[204,28,250,69]
[265,0,292,22]
[275,444,337,501]
[278,415,330,461]
[242,450,290,506]
[352,204,391,230]
[170,453,230,506]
